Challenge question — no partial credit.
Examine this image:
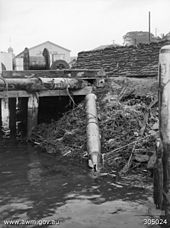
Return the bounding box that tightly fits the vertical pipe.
[9,98,16,137]
[86,93,101,172]
[27,94,39,139]
[159,45,170,215]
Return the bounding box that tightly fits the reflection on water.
[0,140,164,228]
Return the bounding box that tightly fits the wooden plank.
[0,86,92,98]
[27,94,39,138]
[1,69,106,79]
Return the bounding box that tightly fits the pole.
[149,11,151,43]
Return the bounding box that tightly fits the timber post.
[18,97,28,136]
[1,98,9,135]
[9,98,16,136]
[27,94,39,138]
[158,45,170,218]
[0,99,1,135]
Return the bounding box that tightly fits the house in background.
[0,47,14,72]
[123,31,161,46]
[15,41,71,70]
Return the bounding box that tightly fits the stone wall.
[75,41,170,77]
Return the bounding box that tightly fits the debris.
[134,154,150,162]
[30,77,158,175]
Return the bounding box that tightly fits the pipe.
[86,93,101,172]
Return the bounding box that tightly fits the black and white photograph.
[0,0,170,227]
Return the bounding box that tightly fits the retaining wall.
[75,41,170,77]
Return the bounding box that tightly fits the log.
[86,93,101,172]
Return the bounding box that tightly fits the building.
[0,47,14,72]
[15,41,71,70]
[123,31,161,46]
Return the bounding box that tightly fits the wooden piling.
[27,94,39,138]
[158,45,170,217]
[0,99,1,135]
[1,98,9,135]
[9,98,16,136]
[18,97,28,136]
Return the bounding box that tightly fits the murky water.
[0,139,166,228]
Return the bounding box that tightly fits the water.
[0,139,165,228]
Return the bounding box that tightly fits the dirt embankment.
[31,77,158,176]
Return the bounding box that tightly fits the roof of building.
[16,41,71,58]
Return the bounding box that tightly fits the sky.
[0,0,170,56]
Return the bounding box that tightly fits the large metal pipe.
[86,93,101,172]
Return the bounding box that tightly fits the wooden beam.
[0,86,92,98]
[1,69,106,79]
